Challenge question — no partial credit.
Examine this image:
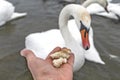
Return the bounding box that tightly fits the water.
[0,0,120,80]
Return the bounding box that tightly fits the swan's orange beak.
[80,29,90,50]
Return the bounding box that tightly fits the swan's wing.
[0,0,14,26]
[25,29,65,59]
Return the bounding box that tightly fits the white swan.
[0,0,27,26]
[26,0,106,66]
[60,0,109,14]
[26,4,94,71]
[86,0,120,20]
[95,2,120,20]
[83,0,108,14]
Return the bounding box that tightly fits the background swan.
[26,4,94,71]
[60,0,109,14]
[0,0,27,26]
[84,0,120,20]
[61,0,120,20]
[95,2,120,20]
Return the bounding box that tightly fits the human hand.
[20,47,74,80]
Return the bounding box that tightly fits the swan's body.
[26,29,65,59]
[0,0,27,26]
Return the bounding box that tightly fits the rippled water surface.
[0,0,120,80]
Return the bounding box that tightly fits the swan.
[25,0,106,66]
[95,2,120,20]
[86,0,120,20]
[82,0,108,12]
[84,0,109,14]
[26,4,94,71]
[0,0,27,26]
[60,0,109,14]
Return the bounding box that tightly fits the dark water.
[0,0,120,80]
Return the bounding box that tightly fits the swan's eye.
[80,21,90,38]
[80,21,89,33]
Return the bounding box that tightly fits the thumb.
[20,49,36,61]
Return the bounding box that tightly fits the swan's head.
[75,9,91,50]
[96,0,109,12]
[80,21,90,50]
[59,4,91,50]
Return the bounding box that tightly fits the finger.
[62,47,67,49]
[46,47,61,60]
[46,47,61,64]
[20,49,36,61]
[46,47,61,63]
[50,47,62,55]
[67,53,74,66]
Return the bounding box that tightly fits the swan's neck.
[82,0,97,7]
[59,5,78,48]
[59,4,85,71]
